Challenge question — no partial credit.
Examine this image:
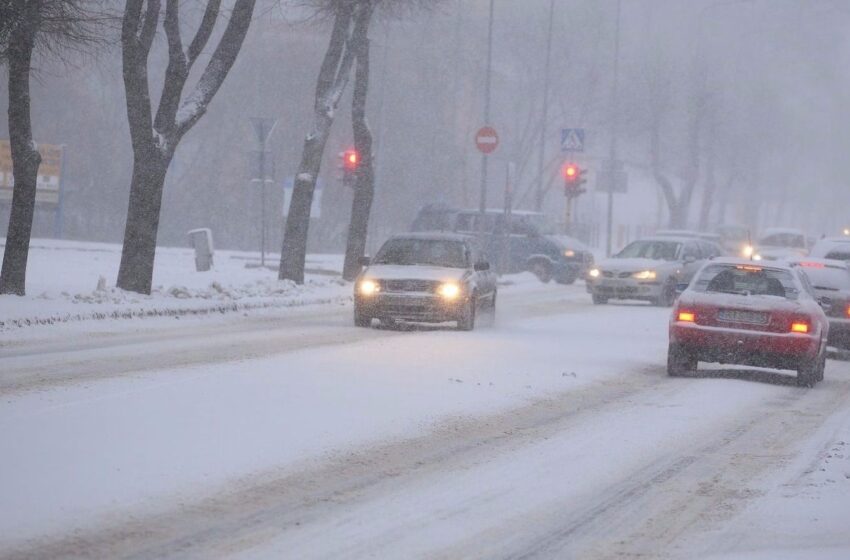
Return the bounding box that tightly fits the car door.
[470,242,497,299]
[680,241,704,281]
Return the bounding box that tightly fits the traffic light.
[562,162,587,197]
[340,149,359,186]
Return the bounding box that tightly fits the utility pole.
[535,0,555,212]
[478,0,495,235]
[606,0,622,257]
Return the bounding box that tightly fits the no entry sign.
[475,126,499,154]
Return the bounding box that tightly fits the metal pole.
[54,145,67,239]
[478,0,495,235]
[535,0,555,212]
[259,145,266,267]
[606,0,622,257]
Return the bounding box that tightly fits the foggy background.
[2,0,849,254]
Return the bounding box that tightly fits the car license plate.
[717,309,769,325]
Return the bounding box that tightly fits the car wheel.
[530,261,553,283]
[796,354,821,387]
[354,306,371,328]
[555,272,578,285]
[458,296,476,331]
[592,294,608,305]
[480,291,497,327]
[653,282,676,307]
[667,343,696,376]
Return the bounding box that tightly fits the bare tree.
[278,1,360,283]
[117,0,256,294]
[342,1,375,281]
[0,0,108,295]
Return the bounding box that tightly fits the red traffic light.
[563,163,579,182]
[343,149,359,170]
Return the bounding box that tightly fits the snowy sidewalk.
[0,239,351,331]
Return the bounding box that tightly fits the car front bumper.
[355,293,467,323]
[670,322,821,370]
[586,277,664,300]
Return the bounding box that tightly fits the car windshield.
[692,264,799,299]
[759,232,805,249]
[373,238,469,268]
[797,264,850,292]
[616,240,681,261]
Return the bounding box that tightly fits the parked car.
[353,233,497,330]
[752,228,811,261]
[789,258,850,350]
[586,235,721,306]
[809,236,850,262]
[410,204,593,284]
[669,258,828,386]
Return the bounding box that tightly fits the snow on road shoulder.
[0,238,350,332]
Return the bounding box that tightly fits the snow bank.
[0,239,350,331]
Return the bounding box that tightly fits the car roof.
[388,232,473,243]
[705,257,795,271]
[630,236,692,244]
[759,227,806,237]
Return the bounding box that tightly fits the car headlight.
[632,270,657,280]
[742,245,754,258]
[437,282,461,299]
[588,268,600,278]
[753,254,763,261]
[358,279,379,296]
[564,249,576,258]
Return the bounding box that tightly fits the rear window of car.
[825,250,850,262]
[691,264,799,300]
[758,233,805,249]
[797,264,850,291]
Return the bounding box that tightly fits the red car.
[668,258,829,386]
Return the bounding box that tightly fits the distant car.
[669,258,828,386]
[713,224,751,256]
[752,228,811,261]
[586,236,721,306]
[410,205,593,284]
[353,233,497,330]
[789,258,850,350]
[809,237,850,262]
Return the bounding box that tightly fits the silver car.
[354,233,497,330]
[587,236,719,306]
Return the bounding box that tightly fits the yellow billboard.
[0,140,63,205]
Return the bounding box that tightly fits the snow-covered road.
[3,282,850,559]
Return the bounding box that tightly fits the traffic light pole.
[606,0,622,257]
[478,0,495,236]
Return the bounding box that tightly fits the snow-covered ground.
[2,239,850,559]
[0,238,349,331]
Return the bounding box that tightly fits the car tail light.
[790,321,810,334]
[677,311,696,323]
[846,305,850,318]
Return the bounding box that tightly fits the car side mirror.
[358,256,371,266]
[474,262,490,272]
[684,255,696,264]
[675,283,689,295]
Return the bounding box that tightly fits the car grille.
[601,271,632,279]
[381,279,438,293]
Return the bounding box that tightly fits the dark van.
[411,204,594,284]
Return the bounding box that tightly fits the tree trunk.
[279,4,357,284]
[342,6,374,282]
[0,12,41,296]
[116,146,171,294]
